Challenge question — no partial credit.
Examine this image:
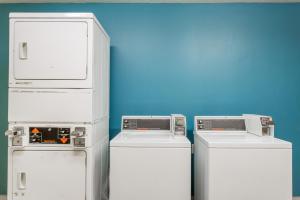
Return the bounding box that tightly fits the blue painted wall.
[0,3,300,195]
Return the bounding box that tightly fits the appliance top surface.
[195,132,292,149]
[110,132,191,148]
[9,12,96,19]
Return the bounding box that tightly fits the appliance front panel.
[13,21,88,80]
[110,147,191,200]
[208,148,292,200]
[8,89,93,123]
[12,150,86,200]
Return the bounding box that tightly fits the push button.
[74,138,85,147]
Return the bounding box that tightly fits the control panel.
[244,114,275,137]
[5,127,24,146]
[260,116,274,134]
[172,115,187,136]
[29,127,71,144]
[122,118,171,131]
[71,127,86,147]
[196,118,246,131]
[122,115,187,136]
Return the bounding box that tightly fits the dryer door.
[12,150,86,200]
[13,21,88,80]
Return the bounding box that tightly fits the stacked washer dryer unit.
[194,115,292,200]
[110,115,191,200]
[5,13,110,200]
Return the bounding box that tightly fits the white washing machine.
[194,115,292,200]
[110,115,191,200]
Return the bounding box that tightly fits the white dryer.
[6,13,110,200]
[8,12,110,124]
[194,115,292,200]
[110,115,191,200]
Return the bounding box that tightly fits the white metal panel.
[13,21,87,80]
[85,137,109,200]
[8,14,110,89]
[110,146,191,200]
[196,132,292,148]
[9,13,110,40]
[8,89,93,123]
[12,150,86,200]
[9,18,93,89]
[194,135,293,200]
[92,20,110,122]
[208,148,292,200]
[110,132,191,147]
[194,135,209,200]
[7,139,109,200]
[9,13,110,89]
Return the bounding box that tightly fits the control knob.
[5,127,24,137]
[71,127,86,137]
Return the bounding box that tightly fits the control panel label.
[197,119,246,131]
[29,127,71,144]
[123,119,171,131]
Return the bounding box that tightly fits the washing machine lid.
[110,132,191,148]
[195,132,292,149]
